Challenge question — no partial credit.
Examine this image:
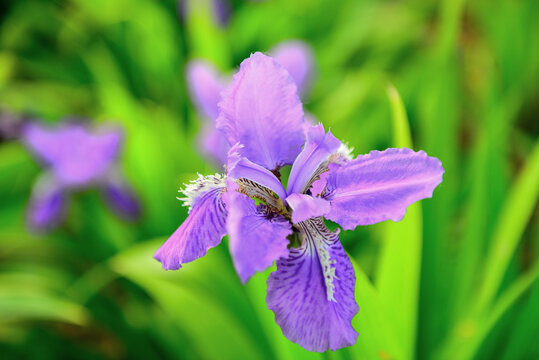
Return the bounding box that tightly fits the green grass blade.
[0,291,89,326]
[386,83,412,147]
[350,258,404,360]
[438,263,539,360]
[0,270,90,326]
[110,239,274,360]
[373,84,422,359]
[500,281,539,360]
[475,141,539,312]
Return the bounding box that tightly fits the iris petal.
[287,124,341,195]
[271,40,314,98]
[27,174,65,231]
[22,122,121,187]
[186,60,227,120]
[199,121,230,167]
[226,187,291,283]
[266,218,359,352]
[228,144,286,200]
[217,52,305,170]
[102,177,140,220]
[285,193,330,224]
[154,175,227,270]
[325,148,444,230]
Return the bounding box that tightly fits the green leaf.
[500,281,539,360]
[109,238,274,360]
[373,84,422,359]
[0,290,89,326]
[0,269,89,326]
[475,141,539,311]
[437,141,539,360]
[350,258,404,360]
[438,263,539,360]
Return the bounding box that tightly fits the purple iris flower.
[155,53,444,352]
[185,40,314,166]
[22,121,140,231]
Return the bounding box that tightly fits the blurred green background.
[0,0,538,359]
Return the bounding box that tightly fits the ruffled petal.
[325,148,444,230]
[266,218,358,352]
[154,175,227,270]
[287,124,341,195]
[27,174,65,231]
[226,187,291,283]
[285,193,330,224]
[216,52,305,170]
[270,40,314,97]
[22,122,121,186]
[186,60,227,120]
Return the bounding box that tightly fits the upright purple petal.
[154,175,227,270]
[216,52,305,170]
[287,124,341,195]
[186,60,227,120]
[285,193,330,224]
[22,122,121,187]
[226,187,291,283]
[325,148,444,230]
[271,41,314,97]
[26,174,65,231]
[102,176,141,221]
[267,218,358,352]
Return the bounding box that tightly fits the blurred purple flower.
[186,40,315,166]
[178,0,266,28]
[0,111,26,141]
[155,53,444,352]
[22,121,140,231]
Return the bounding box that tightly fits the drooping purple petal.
[154,175,227,270]
[26,174,65,231]
[22,122,121,187]
[226,186,291,283]
[266,218,358,352]
[186,60,227,120]
[325,148,444,230]
[287,124,341,195]
[271,40,314,97]
[227,144,286,200]
[102,176,141,221]
[216,52,305,170]
[285,193,330,224]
